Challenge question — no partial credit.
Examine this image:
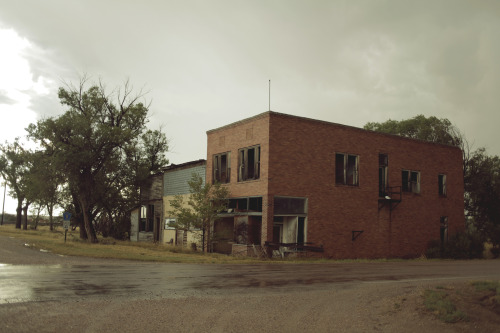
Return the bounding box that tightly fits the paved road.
[1,235,500,304]
[1,235,500,332]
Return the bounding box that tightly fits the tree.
[0,139,30,229]
[364,115,473,176]
[364,115,463,146]
[168,173,230,252]
[24,150,65,230]
[464,148,500,255]
[141,129,169,174]
[27,77,163,242]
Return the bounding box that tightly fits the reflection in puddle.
[0,265,142,304]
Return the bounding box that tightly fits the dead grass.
[422,281,500,328]
[0,224,265,264]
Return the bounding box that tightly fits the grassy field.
[0,224,273,264]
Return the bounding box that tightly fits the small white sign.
[63,220,70,230]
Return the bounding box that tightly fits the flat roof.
[162,159,206,172]
[206,111,462,151]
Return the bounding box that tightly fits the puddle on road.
[0,265,143,304]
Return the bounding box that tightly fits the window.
[297,217,305,244]
[438,174,447,196]
[139,205,154,232]
[227,196,263,213]
[213,152,231,184]
[440,216,448,244]
[335,153,359,186]
[402,170,420,193]
[379,154,388,197]
[165,218,176,230]
[238,145,260,181]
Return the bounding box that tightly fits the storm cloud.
[0,0,499,161]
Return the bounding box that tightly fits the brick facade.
[207,112,465,259]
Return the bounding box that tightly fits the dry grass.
[0,224,265,264]
[0,224,424,264]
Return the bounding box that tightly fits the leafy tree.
[364,115,463,146]
[365,114,474,176]
[168,173,230,252]
[24,150,65,230]
[464,149,500,255]
[141,128,169,174]
[27,77,166,242]
[0,139,30,229]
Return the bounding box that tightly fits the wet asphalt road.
[2,235,500,332]
[1,243,500,304]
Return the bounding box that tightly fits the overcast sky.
[0,0,499,214]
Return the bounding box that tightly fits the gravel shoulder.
[1,235,499,332]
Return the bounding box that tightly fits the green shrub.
[471,280,500,292]
[423,289,468,323]
[425,230,484,259]
[490,246,500,258]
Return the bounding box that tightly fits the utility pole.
[1,181,6,225]
[268,79,271,111]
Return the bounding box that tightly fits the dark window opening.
[438,174,447,196]
[139,204,154,232]
[379,154,388,197]
[297,217,305,244]
[402,169,420,193]
[272,225,282,243]
[335,153,345,184]
[213,152,231,184]
[238,145,260,181]
[249,197,263,212]
[227,196,262,213]
[402,170,409,192]
[335,153,359,186]
[228,198,248,211]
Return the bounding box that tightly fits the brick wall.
[206,112,465,259]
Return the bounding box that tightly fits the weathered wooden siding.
[164,165,206,196]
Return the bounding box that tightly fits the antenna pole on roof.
[268,79,271,111]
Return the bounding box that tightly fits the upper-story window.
[438,174,447,196]
[238,145,260,181]
[335,153,359,186]
[379,153,388,196]
[402,170,420,193]
[213,152,231,184]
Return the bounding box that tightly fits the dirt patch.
[413,282,500,332]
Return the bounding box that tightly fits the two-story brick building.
[206,111,465,259]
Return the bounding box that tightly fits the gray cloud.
[0,91,16,105]
[0,0,499,161]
